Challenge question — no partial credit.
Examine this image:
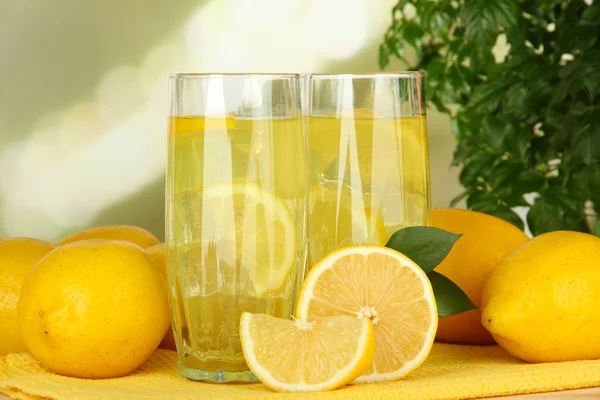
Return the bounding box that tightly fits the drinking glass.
[166,73,307,382]
[306,73,430,267]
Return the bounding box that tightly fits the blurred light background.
[0,0,460,241]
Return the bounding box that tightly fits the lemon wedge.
[240,312,374,392]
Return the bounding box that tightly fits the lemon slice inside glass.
[202,182,297,297]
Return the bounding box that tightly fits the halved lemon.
[240,312,374,392]
[296,246,437,383]
[201,182,297,297]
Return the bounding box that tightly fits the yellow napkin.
[2,344,600,400]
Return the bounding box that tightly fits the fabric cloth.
[2,344,600,400]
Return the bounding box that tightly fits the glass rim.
[308,71,423,79]
[170,72,301,79]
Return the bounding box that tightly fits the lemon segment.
[240,312,375,392]
[296,245,437,383]
[202,182,297,297]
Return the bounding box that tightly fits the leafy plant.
[380,0,600,235]
[386,226,476,317]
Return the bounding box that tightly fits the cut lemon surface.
[240,312,374,392]
[201,182,297,297]
[296,246,437,383]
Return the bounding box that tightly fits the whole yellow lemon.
[482,231,600,363]
[57,225,160,249]
[146,242,176,351]
[18,240,170,378]
[432,208,530,345]
[0,238,56,354]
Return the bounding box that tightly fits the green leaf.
[503,83,530,120]
[436,79,462,109]
[385,226,462,273]
[459,150,498,185]
[384,226,475,318]
[402,22,425,49]
[527,200,566,235]
[470,48,495,74]
[468,195,525,230]
[516,170,545,193]
[527,188,587,235]
[461,0,518,44]
[487,159,519,189]
[553,59,585,105]
[428,271,477,318]
[426,57,446,82]
[452,112,479,140]
[480,114,507,150]
[550,81,574,107]
[581,3,600,26]
[467,79,511,113]
[570,164,600,203]
[419,1,453,38]
[546,187,581,214]
[566,123,598,166]
[452,136,471,164]
[584,59,600,100]
[493,207,525,230]
[378,44,390,70]
[484,204,525,231]
[383,30,406,61]
[504,122,532,160]
[447,64,473,97]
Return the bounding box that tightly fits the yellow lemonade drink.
[308,114,430,266]
[166,115,306,382]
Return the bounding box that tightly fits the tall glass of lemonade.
[166,74,307,382]
[307,73,430,267]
